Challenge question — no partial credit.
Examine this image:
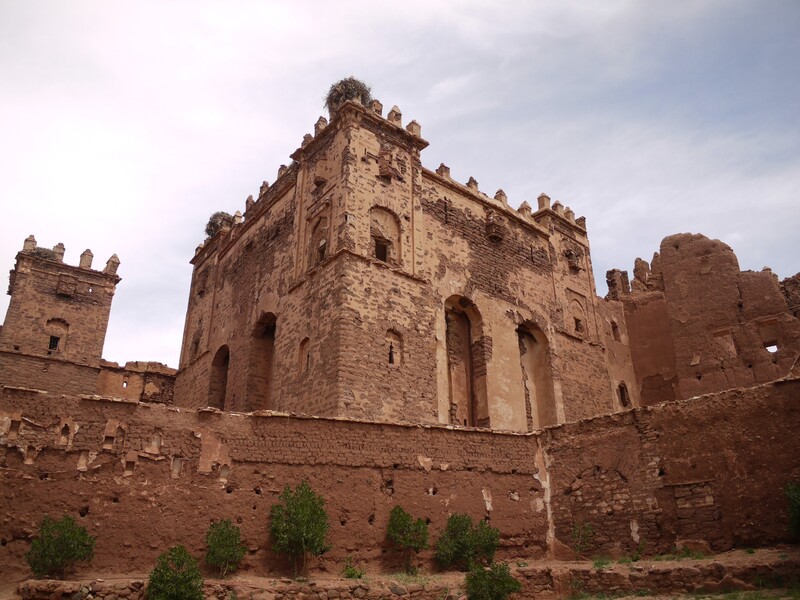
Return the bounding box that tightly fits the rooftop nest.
[205,211,234,238]
[325,77,372,118]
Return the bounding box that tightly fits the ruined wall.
[780,273,800,319]
[96,361,176,404]
[614,234,800,403]
[0,388,545,581]
[2,380,798,580]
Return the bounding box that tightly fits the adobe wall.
[96,361,176,404]
[2,379,798,581]
[173,101,640,431]
[612,233,800,404]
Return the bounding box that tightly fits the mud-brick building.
[173,97,639,431]
[0,237,175,403]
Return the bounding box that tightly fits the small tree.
[25,515,95,579]
[205,519,246,577]
[147,546,204,600]
[386,505,429,573]
[434,513,499,571]
[270,480,330,576]
[787,480,800,540]
[465,562,522,600]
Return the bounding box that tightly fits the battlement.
[17,234,121,279]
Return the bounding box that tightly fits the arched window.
[369,206,401,265]
[444,296,489,428]
[246,313,276,411]
[571,300,586,337]
[208,345,230,409]
[518,324,557,430]
[46,318,69,354]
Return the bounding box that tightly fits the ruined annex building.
[1,83,799,580]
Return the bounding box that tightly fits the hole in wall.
[425,518,432,525]
[111,496,120,504]
[0,538,6,546]
[383,478,394,496]
[236,517,243,524]
[226,485,235,494]
[39,473,49,481]
[252,505,257,511]
[658,468,666,477]
[368,514,375,525]
[696,374,702,381]
[764,343,778,354]
[79,506,89,517]
[13,345,19,351]
[427,486,438,496]
[747,364,753,369]
[392,463,399,470]
[339,517,347,526]
[253,486,262,495]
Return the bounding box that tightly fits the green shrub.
[387,505,429,573]
[25,515,95,579]
[592,557,611,570]
[434,513,499,571]
[270,480,330,576]
[205,519,246,577]
[147,546,204,600]
[570,523,595,557]
[465,562,521,600]
[786,480,800,540]
[342,556,364,579]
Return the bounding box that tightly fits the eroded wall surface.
[173,100,639,430]
[610,233,800,403]
[2,380,797,580]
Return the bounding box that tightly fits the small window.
[618,383,631,407]
[122,380,129,389]
[48,336,60,351]
[388,343,395,364]
[375,239,389,262]
[574,318,584,333]
[611,321,621,342]
[318,240,327,263]
[764,342,778,354]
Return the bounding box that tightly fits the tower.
[0,235,121,395]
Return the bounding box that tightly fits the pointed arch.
[444,296,489,428]
[517,323,557,429]
[246,313,277,411]
[208,345,230,409]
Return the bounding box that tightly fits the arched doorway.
[208,345,230,409]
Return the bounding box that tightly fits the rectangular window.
[375,239,388,262]
[48,336,60,351]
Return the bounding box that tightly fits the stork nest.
[325,77,372,117]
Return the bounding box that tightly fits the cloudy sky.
[1,1,798,367]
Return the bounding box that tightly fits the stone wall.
[2,379,798,581]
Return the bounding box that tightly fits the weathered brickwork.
[1,380,798,580]
[173,99,640,431]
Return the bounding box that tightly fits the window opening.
[318,240,327,263]
[611,321,620,342]
[574,318,584,334]
[122,380,128,389]
[48,336,60,351]
[764,342,778,354]
[618,382,631,408]
[388,342,395,364]
[375,239,389,262]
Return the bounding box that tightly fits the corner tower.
[0,235,121,395]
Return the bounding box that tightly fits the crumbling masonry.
[1,91,798,580]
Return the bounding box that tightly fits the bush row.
[25,480,522,599]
